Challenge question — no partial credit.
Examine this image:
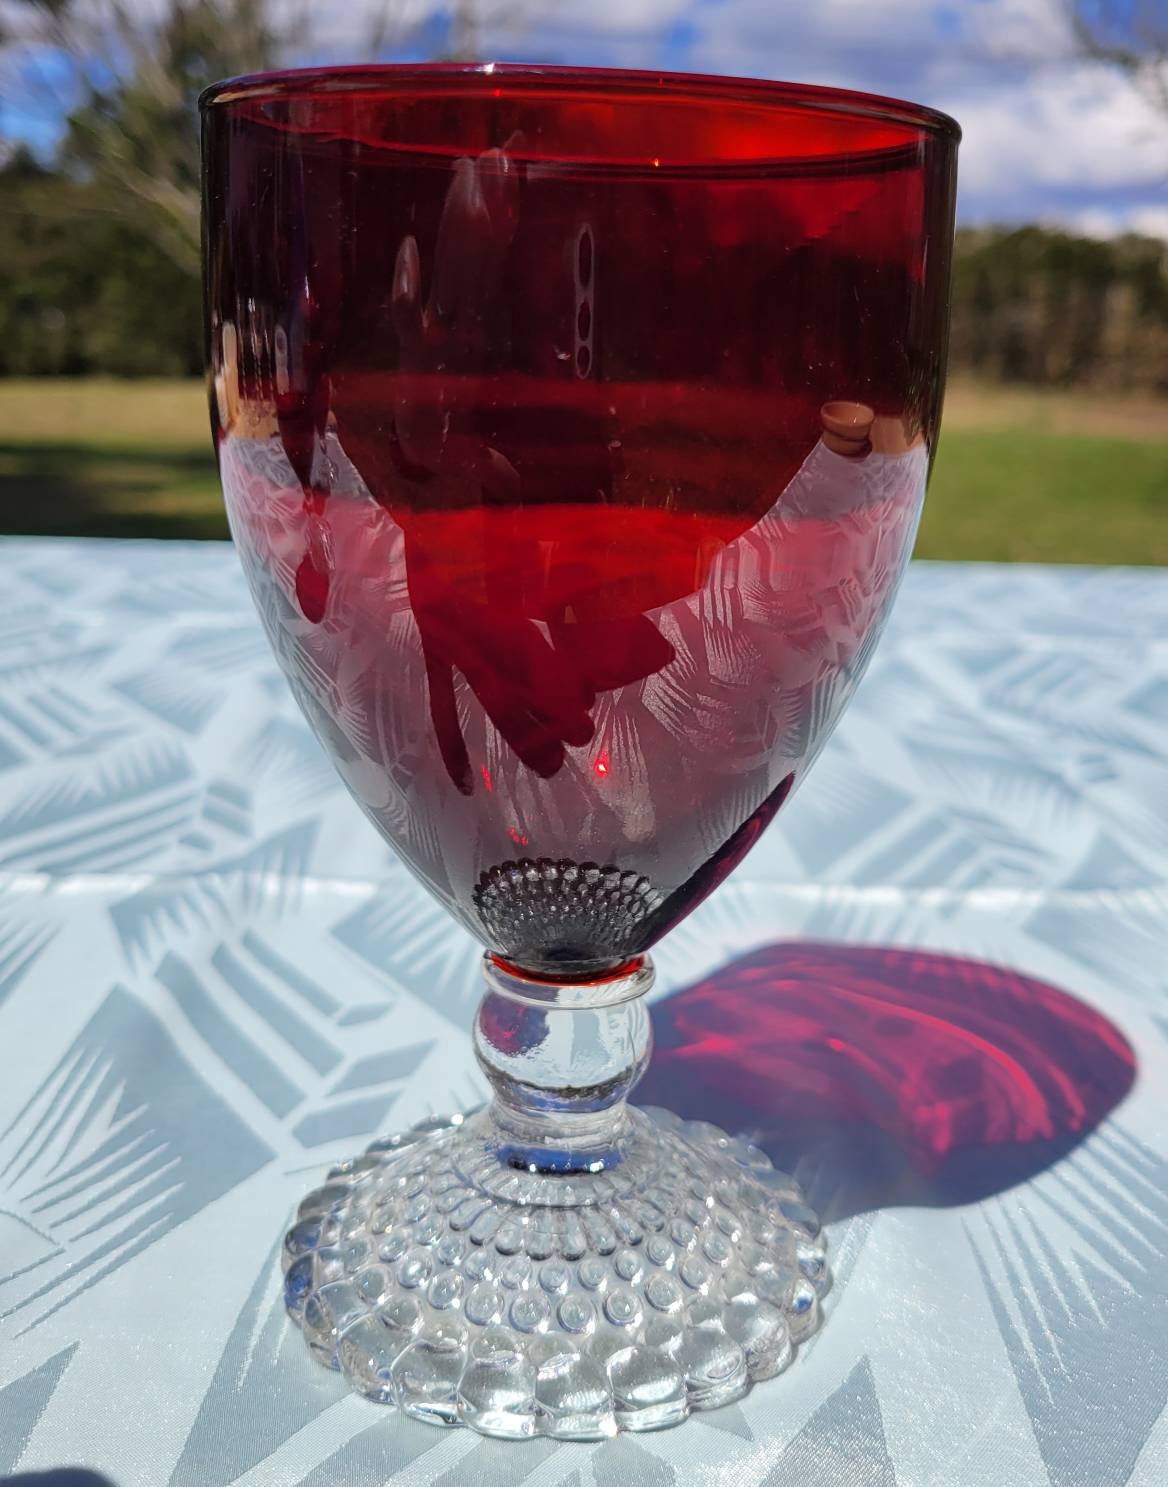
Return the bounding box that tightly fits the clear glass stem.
[472,954,655,1174]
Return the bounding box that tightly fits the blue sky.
[2,0,1166,238]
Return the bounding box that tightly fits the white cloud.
[1063,204,1168,239]
[952,63,1168,193]
[1129,205,1168,239]
[619,0,953,96]
[953,0,1072,62]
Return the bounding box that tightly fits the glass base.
[283,1106,829,1437]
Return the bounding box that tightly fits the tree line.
[3,147,1164,391]
[0,150,202,377]
[950,226,1168,392]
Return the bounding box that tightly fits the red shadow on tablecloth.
[637,942,1135,1221]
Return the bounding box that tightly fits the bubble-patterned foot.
[283,1107,829,1438]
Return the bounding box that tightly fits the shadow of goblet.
[637,941,1136,1223]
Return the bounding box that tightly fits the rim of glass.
[199,61,961,144]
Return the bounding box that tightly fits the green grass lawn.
[0,379,226,541]
[918,429,1168,564]
[1,378,1164,561]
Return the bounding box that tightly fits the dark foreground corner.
[2,1472,118,1485]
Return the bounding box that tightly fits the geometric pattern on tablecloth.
[0,539,1166,1485]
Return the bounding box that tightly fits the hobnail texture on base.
[473,857,665,970]
[282,1106,829,1438]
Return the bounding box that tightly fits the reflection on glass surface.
[220,409,926,972]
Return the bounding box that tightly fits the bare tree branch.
[4,0,543,274]
[1067,0,1168,114]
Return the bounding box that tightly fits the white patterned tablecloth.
[0,539,1165,1487]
